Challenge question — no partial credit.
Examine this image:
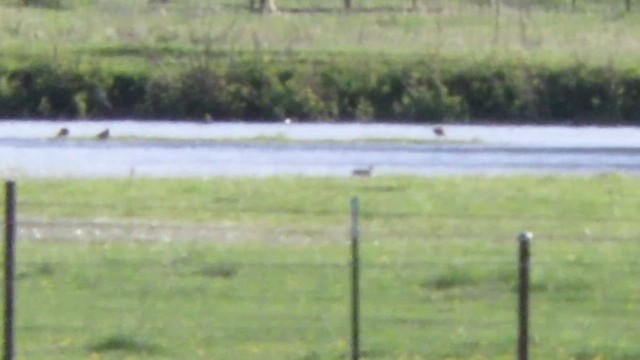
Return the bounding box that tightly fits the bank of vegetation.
[1,0,640,123]
[3,55,640,124]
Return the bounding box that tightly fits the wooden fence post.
[350,197,361,360]
[517,232,533,360]
[4,181,17,360]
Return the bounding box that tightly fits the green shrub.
[177,66,230,119]
[533,64,621,122]
[2,55,640,124]
[618,70,640,120]
[142,73,187,119]
[0,66,84,118]
[446,63,533,120]
[108,74,149,117]
[318,61,377,121]
[397,69,465,122]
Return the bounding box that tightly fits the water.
[1,121,639,178]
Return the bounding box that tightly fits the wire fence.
[2,180,640,359]
[55,0,637,13]
[29,0,640,12]
[8,0,635,17]
[3,0,637,61]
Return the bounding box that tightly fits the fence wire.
[2,0,636,64]
[0,191,638,360]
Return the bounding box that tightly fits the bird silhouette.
[433,126,445,137]
[96,129,110,140]
[352,165,374,177]
[56,127,69,138]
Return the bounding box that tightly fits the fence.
[3,0,636,55]
[247,0,635,12]
[2,178,640,359]
[11,0,636,15]
[10,0,637,11]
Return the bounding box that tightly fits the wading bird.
[352,165,374,177]
[56,128,69,138]
[433,126,445,137]
[97,129,110,140]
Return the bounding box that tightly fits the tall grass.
[1,0,640,65]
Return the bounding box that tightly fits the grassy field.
[1,0,640,68]
[3,0,640,122]
[4,175,640,359]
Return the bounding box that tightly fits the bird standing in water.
[56,128,69,138]
[97,129,110,140]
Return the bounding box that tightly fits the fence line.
[4,180,640,358]
[517,232,532,360]
[3,181,16,360]
[14,199,640,224]
[350,197,361,360]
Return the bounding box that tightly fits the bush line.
[1,55,639,124]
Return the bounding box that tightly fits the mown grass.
[16,175,640,240]
[2,175,640,358]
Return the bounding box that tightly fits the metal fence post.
[4,181,17,360]
[517,231,533,360]
[350,197,361,360]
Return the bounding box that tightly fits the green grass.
[2,0,640,69]
[4,175,640,358]
[16,175,640,240]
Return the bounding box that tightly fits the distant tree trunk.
[344,0,352,10]
[262,0,278,12]
[252,0,277,12]
[626,0,631,12]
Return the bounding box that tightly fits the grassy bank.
[2,1,640,122]
[2,0,639,60]
[7,175,640,358]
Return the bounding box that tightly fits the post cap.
[517,232,533,242]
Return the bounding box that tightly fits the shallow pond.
[1,121,639,178]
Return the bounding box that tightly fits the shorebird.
[56,127,69,138]
[433,126,445,137]
[96,128,110,140]
[352,165,374,177]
